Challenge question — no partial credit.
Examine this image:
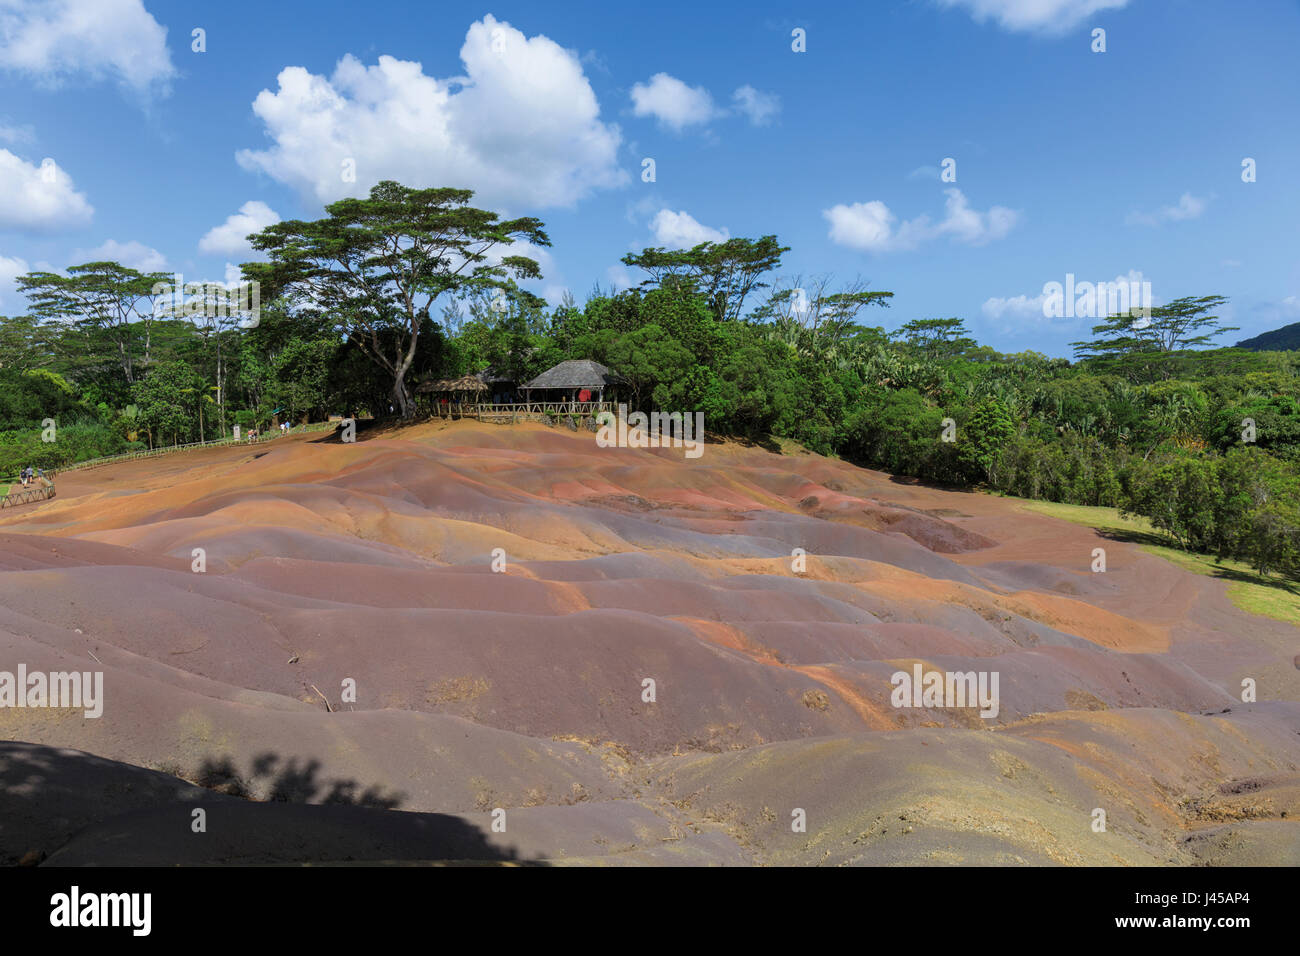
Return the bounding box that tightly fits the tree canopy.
[246,180,549,417]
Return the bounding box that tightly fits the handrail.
[0,479,55,509]
[431,401,615,419]
[39,421,339,476]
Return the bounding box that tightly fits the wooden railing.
[0,480,55,509]
[49,421,339,475]
[432,401,615,420]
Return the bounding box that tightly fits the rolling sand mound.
[1,420,1296,865]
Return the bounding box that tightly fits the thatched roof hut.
[416,374,488,394]
[523,360,625,401]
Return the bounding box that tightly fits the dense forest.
[2,182,1297,577]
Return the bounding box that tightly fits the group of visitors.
[18,465,39,487]
[244,421,292,443]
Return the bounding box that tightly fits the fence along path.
[55,421,339,475]
[0,479,55,509]
[0,421,339,507]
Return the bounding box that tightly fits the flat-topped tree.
[244,181,549,418]
[621,235,788,323]
[1071,295,1237,380]
[17,261,172,385]
[894,318,977,360]
[752,274,894,361]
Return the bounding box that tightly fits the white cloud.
[0,0,175,96]
[0,253,29,309]
[938,188,1019,244]
[825,200,897,252]
[933,0,1129,34]
[984,268,1153,327]
[72,239,167,271]
[731,85,780,126]
[907,164,941,181]
[982,292,1048,321]
[236,15,625,210]
[199,200,281,256]
[630,73,719,131]
[0,149,93,231]
[1126,192,1209,227]
[825,188,1018,252]
[649,209,729,249]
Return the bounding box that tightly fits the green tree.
[17,261,171,385]
[895,318,977,361]
[601,324,694,409]
[247,181,549,418]
[1072,295,1236,380]
[133,361,203,448]
[960,397,1016,482]
[621,236,788,322]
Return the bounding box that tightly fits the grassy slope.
[1005,497,1300,628]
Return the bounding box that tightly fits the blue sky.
[1,0,1297,358]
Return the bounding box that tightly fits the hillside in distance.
[1237,321,1300,351]
[1,420,1297,865]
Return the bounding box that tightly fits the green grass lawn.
[1003,495,1300,628]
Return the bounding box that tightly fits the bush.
[0,422,136,477]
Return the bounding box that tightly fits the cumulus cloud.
[982,292,1049,321]
[1126,192,1209,227]
[630,72,719,131]
[0,149,93,231]
[0,0,175,96]
[236,15,625,210]
[630,76,779,130]
[731,85,780,126]
[649,209,729,249]
[825,200,897,252]
[933,0,1129,34]
[824,188,1018,252]
[72,239,167,271]
[199,201,282,256]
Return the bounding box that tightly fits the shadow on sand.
[0,742,546,866]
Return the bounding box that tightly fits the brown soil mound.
[1,421,1296,865]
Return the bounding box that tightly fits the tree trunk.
[216,334,226,436]
[392,335,420,418]
[391,374,414,419]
